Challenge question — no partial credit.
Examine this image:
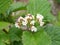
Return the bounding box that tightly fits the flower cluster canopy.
[15,14,44,32]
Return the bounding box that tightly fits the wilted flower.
[30,26,37,32]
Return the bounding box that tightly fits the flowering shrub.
[0,0,60,45]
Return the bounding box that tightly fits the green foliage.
[0,30,9,45]
[44,24,60,45]
[0,22,10,45]
[0,22,23,45]
[9,26,23,42]
[0,0,14,23]
[9,26,23,45]
[22,27,51,45]
[53,12,60,26]
[7,2,26,15]
[0,22,10,30]
[0,2,27,23]
[56,0,60,4]
[0,0,60,45]
[27,0,51,15]
[10,41,23,45]
[57,12,60,21]
[27,0,55,23]
[0,14,15,23]
[0,0,13,13]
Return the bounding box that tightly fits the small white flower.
[27,14,31,16]
[37,14,44,19]
[17,16,24,22]
[25,14,34,20]
[31,26,37,32]
[15,22,20,28]
[25,16,30,19]
[36,14,44,22]
[30,20,35,25]
[22,21,27,26]
[40,22,44,26]
[32,15,34,19]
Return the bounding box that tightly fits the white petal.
[25,16,29,20]
[30,20,35,25]
[39,18,43,22]
[15,23,20,28]
[32,15,34,19]
[29,15,33,19]
[24,19,28,23]
[39,15,44,19]
[37,14,44,20]
[31,26,37,32]
[25,14,34,20]
[34,28,37,32]
[40,22,44,26]
[17,16,23,22]
[36,14,41,19]
[22,21,27,26]
[27,14,31,16]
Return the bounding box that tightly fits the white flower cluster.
[36,14,44,26]
[15,14,44,32]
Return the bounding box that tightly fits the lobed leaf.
[27,0,55,22]
[9,26,23,42]
[44,24,60,45]
[0,0,12,13]
[22,27,51,45]
[7,2,26,14]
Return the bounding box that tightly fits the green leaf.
[57,12,60,21]
[27,0,51,15]
[7,2,26,14]
[9,26,23,42]
[0,0,12,13]
[22,28,51,45]
[44,24,60,45]
[0,29,9,45]
[0,40,5,45]
[0,22,10,45]
[0,22,10,30]
[56,0,60,4]
[0,31,9,45]
[27,0,55,22]
[10,41,23,45]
